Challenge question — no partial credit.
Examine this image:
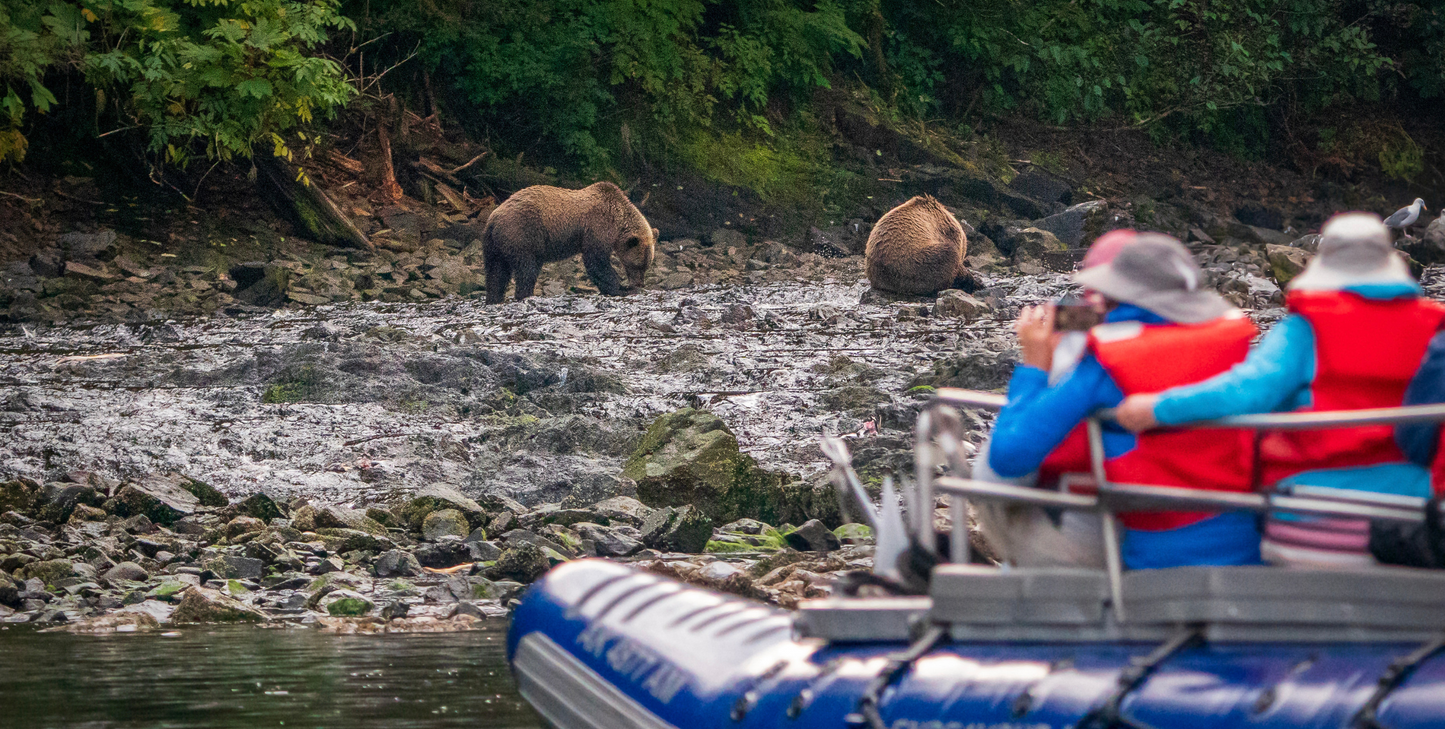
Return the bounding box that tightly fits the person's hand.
[1015,303,1059,371]
[1115,394,1160,432]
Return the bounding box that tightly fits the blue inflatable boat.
[507,390,1445,728]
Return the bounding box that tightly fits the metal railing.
[824,387,1445,623]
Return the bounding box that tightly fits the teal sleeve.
[1153,315,1316,425]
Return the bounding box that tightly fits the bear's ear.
[652,227,660,240]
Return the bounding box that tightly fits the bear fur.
[864,195,973,295]
[482,182,657,303]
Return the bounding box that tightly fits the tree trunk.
[255,154,373,251]
[376,122,404,203]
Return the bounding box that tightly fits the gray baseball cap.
[1073,233,1233,323]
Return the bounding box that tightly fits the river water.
[0,622,541,729]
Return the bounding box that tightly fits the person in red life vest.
[1116,213,1445,568]
[973,230,1138,568]
[979,233,1262,570]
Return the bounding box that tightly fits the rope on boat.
[1351,633,1445,729]
[845,624,948,729]
[1076,627,1203,729]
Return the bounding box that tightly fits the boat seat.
[794,596,931,643]
[929,565,1109,624]
[1123,565,1445,641]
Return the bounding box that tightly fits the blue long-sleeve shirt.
[1153,282,1430,497]
[1397,331,1445,466]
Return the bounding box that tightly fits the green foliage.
[1379,128,1425,181]
[0,0,355,166]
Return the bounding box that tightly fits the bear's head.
[618,226,658,289]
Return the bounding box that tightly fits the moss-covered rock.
[178,476,228,507]
[0,479,38,515]
[321,589,374,617]
[400,484,489,531]
[234,492,284,522]
[488,542,550,583]
[17,558,75,585]
[422,508,470,541]
[112,475,200,526]
[313,528,392,554]
[626,408,826,525]
[171,586,266,623]
[639,505,713,553]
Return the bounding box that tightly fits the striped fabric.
[1261,516,1376,568]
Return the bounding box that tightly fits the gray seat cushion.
[930,565,1109,625]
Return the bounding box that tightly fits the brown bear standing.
[482,182,657,303]
[864,195,973,295]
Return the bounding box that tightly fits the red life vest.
[1037,424,1091,489]
[1089,313,1259,531]
[1261,290,1445,485]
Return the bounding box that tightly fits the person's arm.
[1150,315,1316,425]
[1397,332,1445,466]
[989,357,1122,477]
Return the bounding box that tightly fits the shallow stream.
[0,623,540,729]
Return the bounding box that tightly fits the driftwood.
[255,154,373,251]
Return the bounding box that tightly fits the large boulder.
[574,523,643,557]
[177,476,228,507]
[320,590,374,617]
[1401,217,1445,265]
[784,519,842,552]
[624,408,806,525]
[933,290,990,321]
[234,492,284,522]
[0,569,20,607]
[35,482,104,523]
[400,484,488,531]
[373,549,422,577]
[171,587,266,623]
[1008,227,1067,267]
[111,474,201,526]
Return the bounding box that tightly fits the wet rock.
[1402,218,1445,265]
[321,590,374,617]
[381,601,410,620]
[640,505,713,554]
[784,519,842,552]
[575,523,643,557]
[44,612,160,634]
[1009,227,1067,265]
[365,507,398,528]
[422,509,471,541]
[102,562,150,584]
[229,262,292,307]
[623,408,793,524]
[414,536,473,568]
[307,556,345,575]
[58,230,119,260]
[67,504,107,523]
[908,350,1015,392]
[111,475,199,526]
[589,496,655,526]
[170,586,266,623]
[206,554,264,580]
[313,528,391,554]
[488,542,550,583]
[18,558,75,585]
[0,480,37,514]
[374,549,422,577]
[178,476,228,507]
[1032,200,1109,248]
[1266,244,1312,287]
[0,569,19,607]
[235,492,284,522]
[119,514,155,534]
[35,482,101,523]
[468,540,502,561]
[401,484,488,531]
[116,599,175,624]
[933,290,990,320]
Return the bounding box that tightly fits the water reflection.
[0,622,541,729]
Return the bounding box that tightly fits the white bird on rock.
[1385,198,1428,233]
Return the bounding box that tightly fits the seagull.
[1385,198,1427,233]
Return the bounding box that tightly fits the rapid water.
[0,622,540,728]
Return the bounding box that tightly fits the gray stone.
[488,542,550,583]
[36,482,102,523]
[307,556,344,575]
[719,518,771,535]
[414,537,472,568]
[58,230,118,259]
[401,484,488,531]
[1266,244,1312,287]
[422,508,470,541]
[112,475,199,526]
[1031,200,1109,248]
[207,554,264,580]
[381,601,410,620]
[933,290,990,321]
[640,505,713,553]
[467,541,502,562]
[784,519,842,552]
[1009,227,1067,264]
[589,496,655,526]
[102,562,150,584]
[373,549,422,577]
[709,228,746,248]
[575,523,643,557]
[235,493,283,522]
[171,586,266,623]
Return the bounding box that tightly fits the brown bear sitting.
[482,182,657,303]
[864,195,973,295]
